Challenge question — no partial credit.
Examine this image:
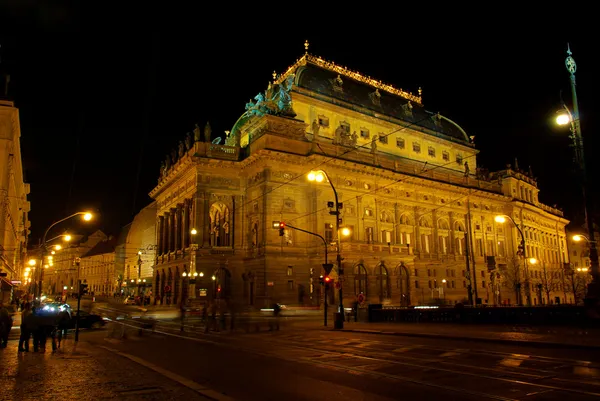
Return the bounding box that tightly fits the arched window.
[376,264,390,302]
[438,219,450,230]
[399,214,412,226]
[210,202,231,247]
[354,264,368,296]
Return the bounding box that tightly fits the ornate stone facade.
[150,53,570,308]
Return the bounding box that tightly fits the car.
[40,303,72,318]
[123,296,137,305]
[69,311,106,329]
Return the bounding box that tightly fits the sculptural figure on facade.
[193,123,201,142]
[312,119,320,138]
[171,148,177,164]
[185,132,192,150]
[351,131,358,147]
[464,161,470,177]
[165,155,171,171]
[178,140,185,158]
[371,135,378,153]
[204,121,212,143]
[159,161,165,179]
[334,125,345,145]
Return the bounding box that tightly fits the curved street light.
[36,211,94,297]
[308,169,345,328]
[495,214,531,306]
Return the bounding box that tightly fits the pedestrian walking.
[0,302,13,348]
[56,309,70,348]
[18,303,32,352]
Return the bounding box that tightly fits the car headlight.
[43,305,49,311]
[49,307,55,311]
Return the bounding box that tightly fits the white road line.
[99,345,235,401]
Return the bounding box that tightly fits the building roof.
[277,54,470,144]
[81,236,117,258]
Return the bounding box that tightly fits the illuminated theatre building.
[150,49,570,308]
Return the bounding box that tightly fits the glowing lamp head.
[442,279,447,283]
[211,275,216,281]
[494,215,506,224]
[54,245,62,251]
[315,172,325,183]
[572,235,583,242]
[199,272,204,277]
[28,259,36,267]
[64,235,72,242]
[191,228,198,235]
[182,272,187,277]
[528,257,538,265]
[82,212,93,221]
[556,113,571,126]
[341,227,351,237]
[307,172,316,182]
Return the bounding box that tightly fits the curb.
[338,328,600,350]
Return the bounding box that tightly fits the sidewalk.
[0,337,209,400]
[288,319,600,349]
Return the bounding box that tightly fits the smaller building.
[122,202,157,297]
[565,228,595,304]
[79,236,117,296]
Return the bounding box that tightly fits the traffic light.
[80,282,89,295]
[319,275,324,285]
[324,276,332,289]
[279,222,285,236]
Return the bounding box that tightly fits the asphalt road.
[68,303,600,401]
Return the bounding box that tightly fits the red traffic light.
[324,276,331,282]
[279,222,285,228]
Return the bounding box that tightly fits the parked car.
[123,296,136,305]
[69,311,106,329]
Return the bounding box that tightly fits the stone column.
[432,209,439,255]
[203,193,211,248]
[394,203,401,245]
[169,210,176,252]
[164,211,171,254]
[356,197,362,242]
[449,212,456,254]
[413,206,421,253]
[157,216,164,255]
[176,204,183,251]
[183,199,190,248]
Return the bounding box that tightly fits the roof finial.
[567,42,572,56]
[514,157,520,171]
[304,39,309,54]
[272,70,277,81]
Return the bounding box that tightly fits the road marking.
[574,366,600,377]
[99,346,234,401]
[439,351,461,358]
[499,358,525,368]
[392,346,419,353]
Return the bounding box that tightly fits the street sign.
[322,263,334,274]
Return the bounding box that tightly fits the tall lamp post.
[495,214,530,306]
[555,46,600,306]
[308,169,345,329]
[38,212,93,298]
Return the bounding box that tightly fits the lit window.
[360,129,370,139]
[365,208,373,217]
[378,134,388,144]
[396,138,405,149]
[287,266,293,276]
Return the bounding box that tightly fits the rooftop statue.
[244,74,296,118]
[204,121,212,143]
[193,123,201,142]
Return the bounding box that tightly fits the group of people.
[0,301,71,353]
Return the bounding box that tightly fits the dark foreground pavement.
[5,303,600,400]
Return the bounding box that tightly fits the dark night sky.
[0,3,598,242]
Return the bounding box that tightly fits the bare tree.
[535,264,560,304]
[566,270,589,305]
[499,256,522,305]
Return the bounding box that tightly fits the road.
[59,301,600,400]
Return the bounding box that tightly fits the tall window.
[354,265,368,296]
[382,230,392,244]
[486,239,495,256]
[421,234,431,253]
[209,202,231,247]
[366,227,374,243]
[377,264,390,302]
[438,236,448,254]
[324,223,333,244]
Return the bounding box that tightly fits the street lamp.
[495,214,530,306]
[308,169,346,329]
[573,234,591,243]
[38,211,94,297]
[556,45,600,306]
